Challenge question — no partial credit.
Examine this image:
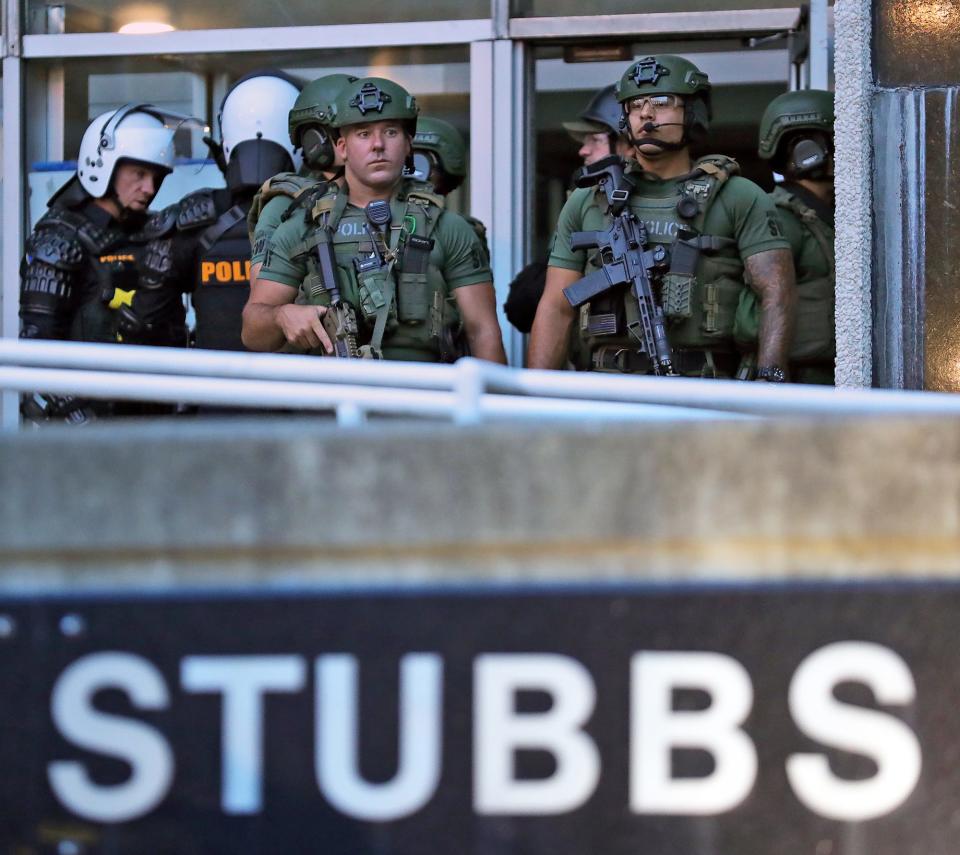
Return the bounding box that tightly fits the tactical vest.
[31,207,142,344]
[576,155,744,370]
[292,181,459,362]
[192,196,253,351]
[774,185,835,362]
[247,172,325,243]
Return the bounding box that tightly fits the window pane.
[0,70,3,281]
[513,0,799,16]
[872,87,960,391]
[26,47,471,226]
[874,1,960,86]
[26,0,487,34]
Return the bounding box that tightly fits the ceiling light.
[118,21,175,34]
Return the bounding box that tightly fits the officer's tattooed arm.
[453,282,508,364]
[527,266,581,370]
[242,277,333,354]
[745,248,796,372]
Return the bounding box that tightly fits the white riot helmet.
[77,104,178,198]
[218,71,303,190]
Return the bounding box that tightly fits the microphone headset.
[301,125,335,171]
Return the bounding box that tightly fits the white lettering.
[48,652,173,823]
[315,654,443,821]
[181,655,306,814]
[474,654,600,814]
[786,642,921,821]
[337,221,363,237]
[631,652,757,815]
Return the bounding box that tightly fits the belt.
[590,346,738,377]
[672,349,739,378]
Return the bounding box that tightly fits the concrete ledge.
[2,416,959,590]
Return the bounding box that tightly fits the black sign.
[0,583,953,854]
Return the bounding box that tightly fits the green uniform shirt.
[549,168,789,273]
[251,195,296,267]
[262,186,492,292]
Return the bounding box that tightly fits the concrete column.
[833,0,873,388]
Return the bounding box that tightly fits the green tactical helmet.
[758,88,835,162]
[288,73,358,147]
[615,54,711,102]
[615,54,712,143]
[326,77,419,134]
[412,117,467,178]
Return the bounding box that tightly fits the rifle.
[311,235,360,358]
[562,155,676,376]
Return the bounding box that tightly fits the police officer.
[756,89,835,384]
[19,103,180,421]
[243,76,506,364]
[248,73,358,290]
[528,55,796,379]
[504,84,633,338]
[562,83,635,167]
[147,71,302,352]
[410,115,489,260]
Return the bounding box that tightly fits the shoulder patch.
[176,190,219,230]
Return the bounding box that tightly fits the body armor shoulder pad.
[26,220,86,271]
[261,172,317,202]
[692,154,741,181]
[772,185,817,221]
[176,190,219,231]
[140,204,179,240]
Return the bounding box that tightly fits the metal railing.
[4,339,960,428]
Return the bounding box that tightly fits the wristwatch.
[755,366,787,383]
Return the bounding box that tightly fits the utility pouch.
[354,261,390,323]
[661,273,695,320]
[701,275,742,337]
[662,230,700,320]
[397,235,434,324]
[733,288,760,347]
